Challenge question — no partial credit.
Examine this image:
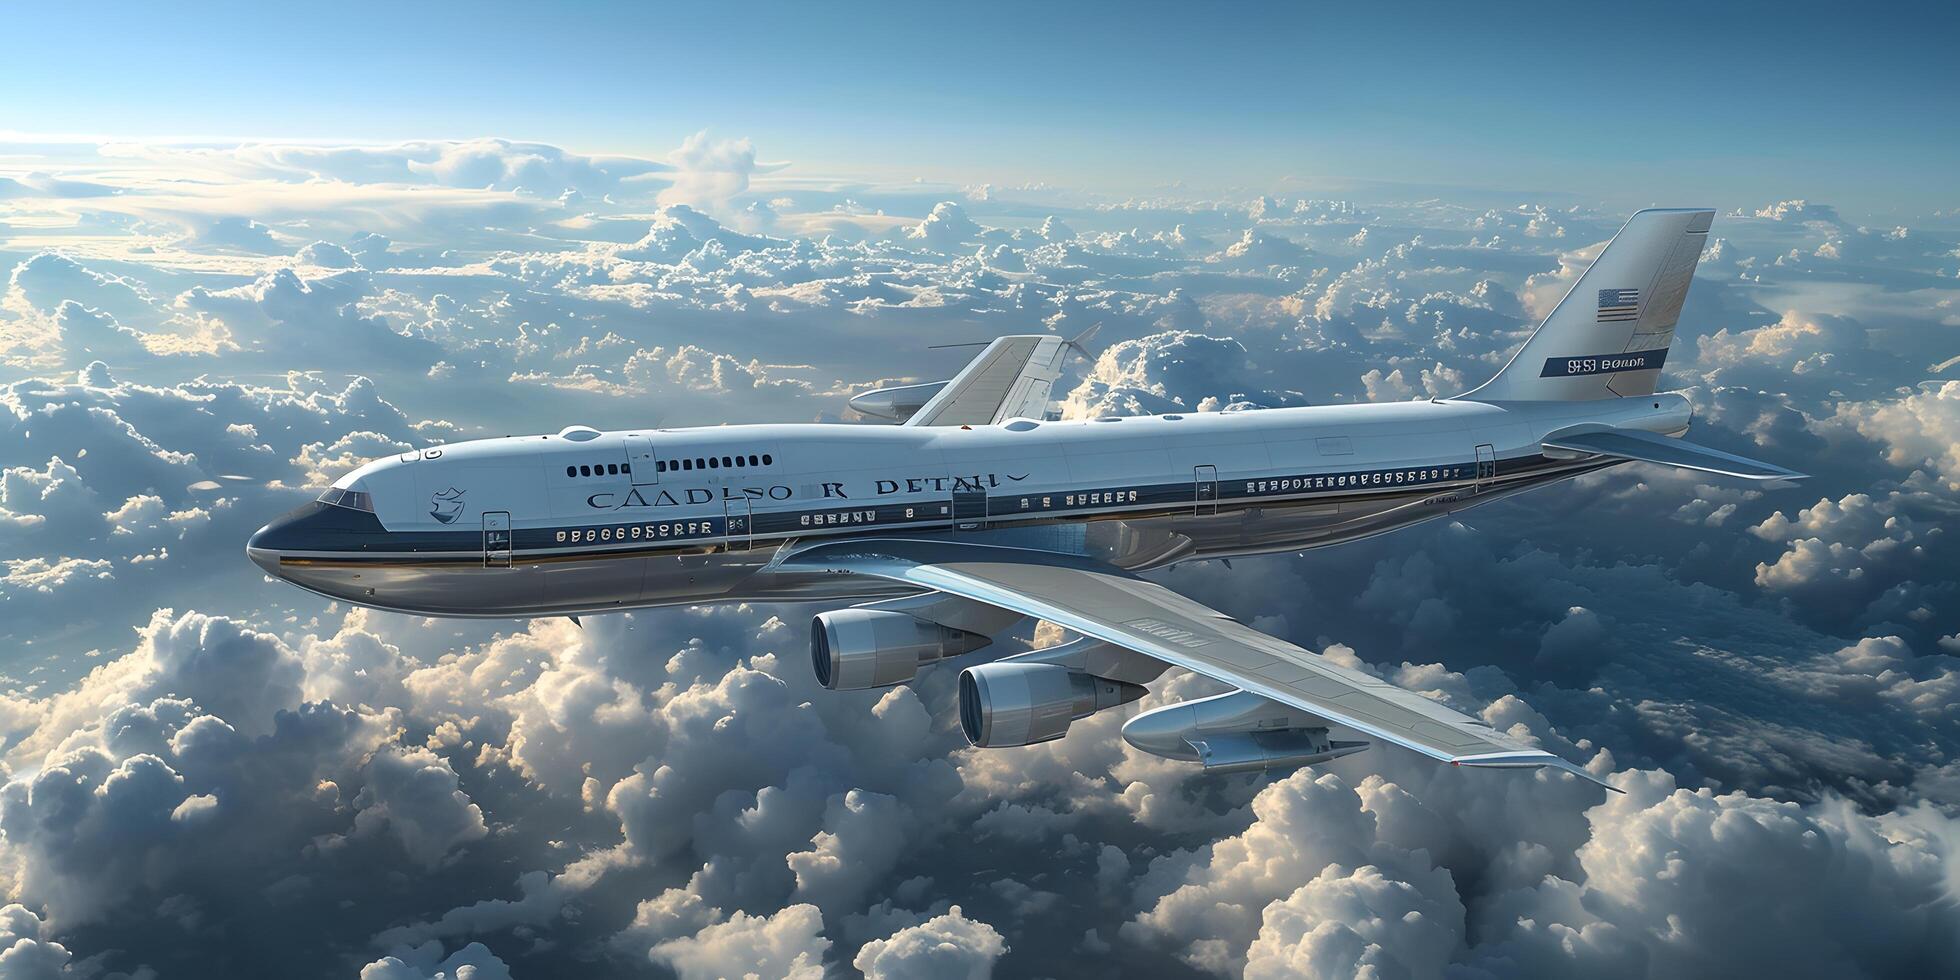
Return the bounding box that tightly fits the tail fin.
[1466,208,1713,401]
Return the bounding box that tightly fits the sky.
[1,5,1959,980]
[5,1,1958,214]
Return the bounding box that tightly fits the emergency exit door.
[482,511,512,567]
[952,487,988,531]
[626,434,660,486]
[723,495,753,551]
[1194,465,1219,515]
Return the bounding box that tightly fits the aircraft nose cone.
[246,501,349,578]
[246,518,289,577]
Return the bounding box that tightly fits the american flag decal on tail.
[1597,288,1640,322]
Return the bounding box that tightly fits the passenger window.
[734,455,746,467]
[682,459,693,471]
[607,463,618,475]
[762,454,773,465]
[622,463,630,474]
[709,457,719,469]
[566,466,576,478]
[721,456,732,468]
[749,454,759,466]
[656,460,667,472]
[580,465,591,477]
[696,458,706,469]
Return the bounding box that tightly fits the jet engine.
[811,609,989,691]
[1121,689,1369,774]
[958,662,1146,747]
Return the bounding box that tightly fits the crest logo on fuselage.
[430,487,466,524]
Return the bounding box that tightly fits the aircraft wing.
[1543,426,1806,481]
[782,538,1611,788]
[904,329,1092,427]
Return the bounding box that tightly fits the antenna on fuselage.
[925,323,1102,358]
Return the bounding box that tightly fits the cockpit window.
[317,487,375,512]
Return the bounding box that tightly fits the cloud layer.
[2,139,1959,978]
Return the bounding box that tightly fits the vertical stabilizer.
[1466,208,1713,401]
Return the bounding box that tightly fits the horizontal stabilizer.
[1543,427,1805,481]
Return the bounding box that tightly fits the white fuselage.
[247,394,1690,617]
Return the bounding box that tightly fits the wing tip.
[1452,752,1621,793]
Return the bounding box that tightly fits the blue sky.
[7,0,1955,215]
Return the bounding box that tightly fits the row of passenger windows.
[564,454,774,479]
[656,453,771,473]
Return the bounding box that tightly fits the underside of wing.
[783,538,1612,789]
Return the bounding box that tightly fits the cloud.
[604,205,790,279]
[55,304,152,365]
[348,746,488,870]
[1241,863,1461,980]
[6,252,160,326]
[1213,228,1313,268]
[175,268,444,369]
[1836,382,1960,490]
[648,904,829,980]
[1126,770,1464,976]
[109,138,671,198]
[0,905,73,980]
[787,789,909,910]
[661,131,785,208]
[360,942,513,980]
[905,202,985,251]
[295,241,361,269]
[292,431,413,488]
[1753,199,1844,225]
[1063,331,1305,416]
[1,555,114,595]
[182,215,283,254]
[1121,764,1960,980]
[853,906,1009,979]
[1460,770,1960,978]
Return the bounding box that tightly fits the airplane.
[249,209,1802,790]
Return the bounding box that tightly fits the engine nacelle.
[1121,690,1369,773]
[959,662,1146,748]
[811,609,988,691]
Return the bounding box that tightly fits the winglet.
[1065,323,1101,360]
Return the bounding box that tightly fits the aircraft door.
[723,494,753,551]
[1474,444,1496,493]
[1194,465,1219,515]
[625,435,660,486]
[482,511,512,568]
[952,485,988,531]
